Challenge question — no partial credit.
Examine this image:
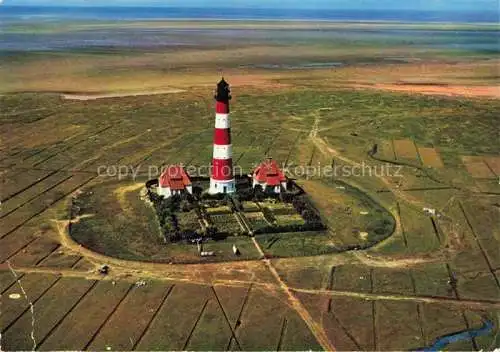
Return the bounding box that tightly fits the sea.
[0,6,498,53]
[0,6,498,23]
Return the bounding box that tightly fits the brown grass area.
[461,156,485,163]
[299,180,344,220]
[326,60,500,98]
[418,147,444,168]
[378,140,397,161]
[226,74,290,88]
[294,138,316,166]
[4,122,84,149]
[358,83,500,99]
[337,60,499,85]
[393,139,418,160]
[461,156,496,178]
[62,88,185,100]
[483,156,500,176]
[3,48,498,98]
[0,46,324,93]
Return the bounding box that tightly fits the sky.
[1,0,499,11]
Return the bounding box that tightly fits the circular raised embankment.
[67,178,395,264]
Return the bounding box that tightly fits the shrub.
[254,185,265,201]
[279,192,294,203]
[192,186,203,197]
[231,194,243,212]
[180,199,192,212]
[261,207,277,224]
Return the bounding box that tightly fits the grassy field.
[2,85,499,349]
[1,19,499,351]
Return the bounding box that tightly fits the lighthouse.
[209,78,236,194]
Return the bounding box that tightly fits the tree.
[180,199,192,212]
[253,185,265,202]
[192,186,203,197]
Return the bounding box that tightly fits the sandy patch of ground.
[462,156,496,178]
[114,182,145,216]
[352,251,438,268]
[393,139,419,159]
[224,74,289,88]
[59,74,287,101]
[483,156,500,176]
[62,88,185,100]
[418,147,444,168]
[355,83,500,99]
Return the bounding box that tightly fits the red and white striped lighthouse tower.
[209,78,236,194]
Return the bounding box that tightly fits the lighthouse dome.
[215,77,231,101]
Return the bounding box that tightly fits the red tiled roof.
[253,159,286,186]
[159,166,191,190]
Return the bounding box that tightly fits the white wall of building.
[157,185,193,198]
[158,186,172,198]
[209,178,236,194]
[252,179,288,193]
